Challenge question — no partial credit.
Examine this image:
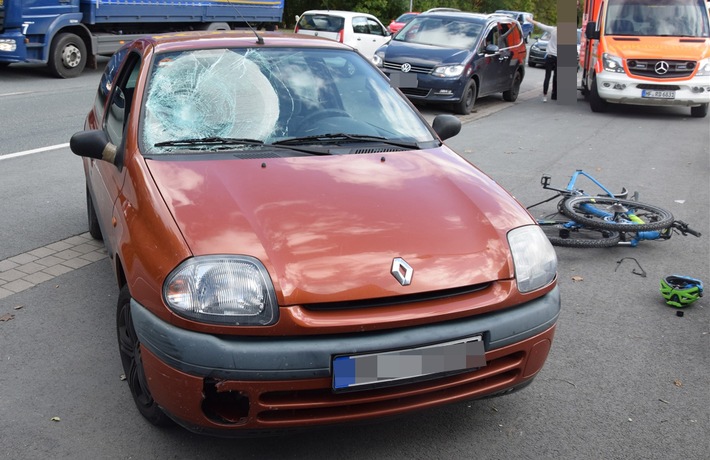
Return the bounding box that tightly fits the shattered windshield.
[395,17,482,48]
[141,48,435,154]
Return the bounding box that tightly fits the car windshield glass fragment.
[396,18,482,48]
[141,48,435,154]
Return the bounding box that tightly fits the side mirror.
[484,44,500,55]
[432,114,461,141]
[70,130,117,164]
[585,22,599,40]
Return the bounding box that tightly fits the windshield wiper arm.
[273,133,421,149]
[154,137,264,147]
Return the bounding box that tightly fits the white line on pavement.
[0,143,70,161]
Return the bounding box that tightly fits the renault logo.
[655,61,669,75]
[401,63,412,73]
[391,257,413,286]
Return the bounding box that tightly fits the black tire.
[503,71,522,102]
[454,79,476,115]
[117,286,173,427]
[589,75,608,113]
[86,186,103,241]
[528,61,536,68]
[48,33,87,78]
[539,220,622,248]
[690,103,708,118]
[560,196,674,232]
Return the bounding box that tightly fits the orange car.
[70,31,560,435]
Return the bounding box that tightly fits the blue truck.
[0,0,284,77]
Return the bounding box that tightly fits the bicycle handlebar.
[673,220,701,237]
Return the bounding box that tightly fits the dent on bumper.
[596,72,710,106]
[131,286,560,381]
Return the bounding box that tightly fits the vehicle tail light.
[337,29,344,43]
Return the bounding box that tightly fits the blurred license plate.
[332,335,485,392]
[642,90,675,99]
[388,71,418,88]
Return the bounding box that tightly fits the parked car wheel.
[528,60,536,68]
[503,71,522,102]
[454,79,476,115]
[116,286,174,427]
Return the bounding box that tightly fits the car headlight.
[432,64,465,78]
[508,226,557,293]
[372,53,384,68]
[602,52,625,73]
[696,57,710,76]
[163,255,278,325]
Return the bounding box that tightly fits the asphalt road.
[0,56,708,459]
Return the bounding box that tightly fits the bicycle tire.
[559,196,674,231]
[538,220,622,248]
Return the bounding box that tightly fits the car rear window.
[298,14,345,32]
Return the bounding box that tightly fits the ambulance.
[580,0,710,117]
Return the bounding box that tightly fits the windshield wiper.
[273,133,421,150]
[154,137,264,148]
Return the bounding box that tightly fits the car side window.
[499,22,521,48]
[352,16,369,34]
[95,48,129,122]
[104,53,141,147]
[481,25,499,52]
[367,18,386,36]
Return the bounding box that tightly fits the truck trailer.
[579,0,710,118]
[0,0,284,78]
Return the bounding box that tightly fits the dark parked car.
[528,31,550,67]
[373,11,527,114]
[70,31,559,436]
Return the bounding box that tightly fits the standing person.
[528,16,557,102]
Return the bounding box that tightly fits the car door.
[477,23,506,95]
[88,51,142,258]
[350,15,390,59]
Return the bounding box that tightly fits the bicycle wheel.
[538,220,622,248]
[559,196,674,231]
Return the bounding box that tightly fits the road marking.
[0,91,33,97]
[0,143,70,161]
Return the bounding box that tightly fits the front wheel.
[589,75,608,113]
[454,79,476,115]
[690,103,708,118]
[48,33,87,78]
[503,71,522,102]
[560,196,674,232]
[117,286,173,427]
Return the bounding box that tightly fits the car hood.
[146,148,531,305]
[604,36,710,61]
[382,40,471,66]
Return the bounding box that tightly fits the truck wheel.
[690,103,708,118]
[49,33,87,78]
[454,79,476,115]
[589,76,608,113]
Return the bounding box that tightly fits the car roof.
[417,11,499,23]
[137,31,355,53]
[299,10,378,19]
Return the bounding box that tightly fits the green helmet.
[660,275,703,308]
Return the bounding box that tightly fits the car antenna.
[228,0,265,44]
